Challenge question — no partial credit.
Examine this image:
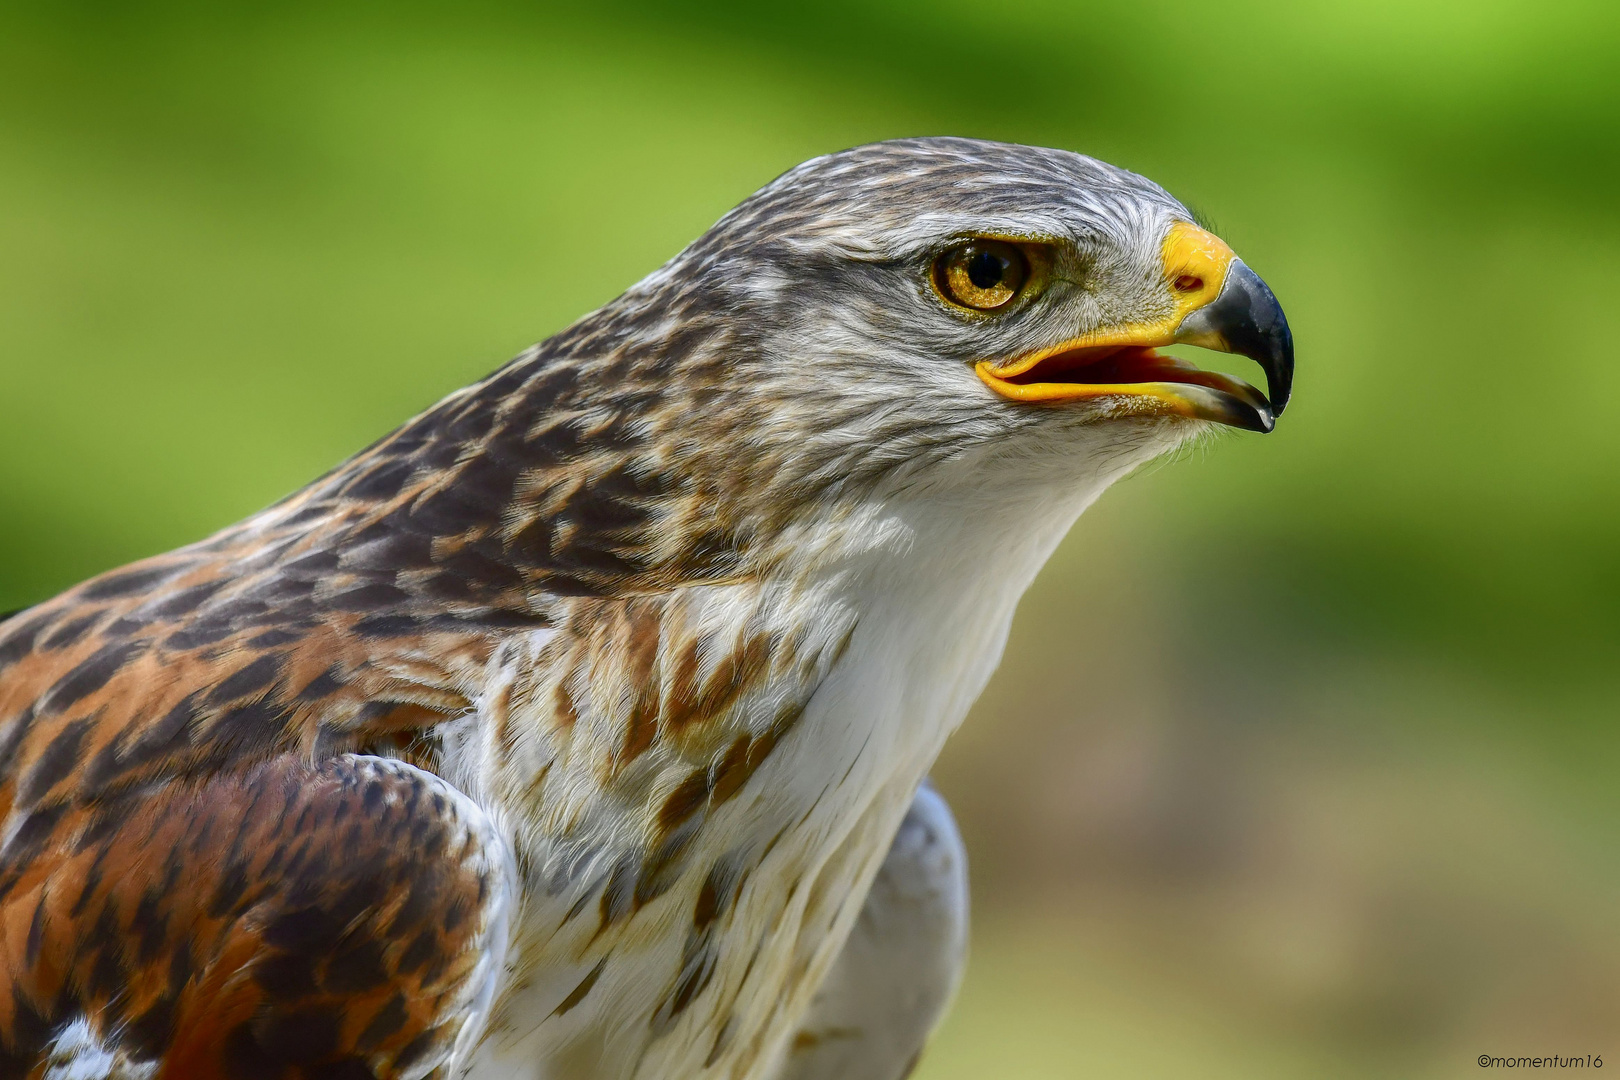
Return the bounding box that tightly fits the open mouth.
[974,247,1295,434]
[977,343,1277,433]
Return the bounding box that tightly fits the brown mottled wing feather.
[0,232,849,1076]
[0,324,771,1076]
[0,754,510,1079]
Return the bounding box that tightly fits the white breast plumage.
[456,429,1178,1080]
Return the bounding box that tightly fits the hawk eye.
[935,241,1029,311]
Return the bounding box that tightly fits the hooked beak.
[975,223,1295,432]
[1174,259,1293,417]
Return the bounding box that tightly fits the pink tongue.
[1031,347,1165,385]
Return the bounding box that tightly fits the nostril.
[1174,274,1204,293]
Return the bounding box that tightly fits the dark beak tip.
[1269,337,1295,417]
[1172,258,1295,430]
[1228,262,1294,423]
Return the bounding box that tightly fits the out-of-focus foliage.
[1,1,1615,1074]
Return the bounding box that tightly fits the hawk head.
[575,136,1293,540]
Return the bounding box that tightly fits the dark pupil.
[966,249,1005,290]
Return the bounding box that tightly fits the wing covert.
[0,754,514,1080]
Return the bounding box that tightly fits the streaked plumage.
[777,782,968,1080]
[0,137,1292,1080]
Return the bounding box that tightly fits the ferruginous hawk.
[0,137,1292,1080]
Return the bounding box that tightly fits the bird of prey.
[0,137,1292,1080]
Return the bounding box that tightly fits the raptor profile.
[0,137,1292,1080]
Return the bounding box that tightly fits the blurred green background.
[1,0,1616,1075]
